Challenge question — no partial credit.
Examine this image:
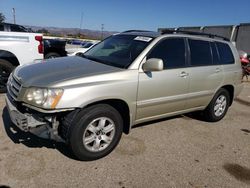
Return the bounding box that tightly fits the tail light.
[35,35,43,54]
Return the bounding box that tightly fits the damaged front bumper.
[5,95,65,142]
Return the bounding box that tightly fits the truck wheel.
[67,104,123,161]
[45,52,60,59]
[0,59,14,93]
[203,88,230,122]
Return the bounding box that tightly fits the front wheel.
[203,88,230,122]
[67,104,123,161]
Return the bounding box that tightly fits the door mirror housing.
[142,58,164,72]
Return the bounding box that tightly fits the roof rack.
[161,29,230,41]
[123,30,153,33]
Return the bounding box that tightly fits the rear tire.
[66,104,123,161]
[44,52,60,59]
[0,59,14,93]
[203,88,230,122]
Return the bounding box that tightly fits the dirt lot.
[0,83,250,188]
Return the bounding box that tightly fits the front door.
[136,37,190,123]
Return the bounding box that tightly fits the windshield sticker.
[134,36,152,42]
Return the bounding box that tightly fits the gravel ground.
[0,83,250,188]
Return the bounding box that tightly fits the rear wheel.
[66,104,123,161]
[0,59,14,93]
[44,52,60,59]
[203,88,230,122]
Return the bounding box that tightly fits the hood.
[14,56,121,87]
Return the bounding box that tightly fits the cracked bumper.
[5,95,46,132]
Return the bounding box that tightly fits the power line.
[79,12,83,35]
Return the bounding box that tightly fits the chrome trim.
[7,74,22,101]
[0,35,29,42]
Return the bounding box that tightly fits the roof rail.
[161,29,230,41]
[123,30,153,33]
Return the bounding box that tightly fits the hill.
[26,25,118,39]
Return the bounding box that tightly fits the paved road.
[0,84,250,188]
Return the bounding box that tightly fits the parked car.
[0,28,43,93]
[44,39,67,59]
[67,41,99,56]
[6,30,243,161]
[1,22,67,59]
[67,39,89,46]
[0,22,33,32]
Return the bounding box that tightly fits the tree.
[0,13,5,23]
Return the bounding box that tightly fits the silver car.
[5,30,243,160]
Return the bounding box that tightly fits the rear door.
[136,37,190,123]
[186,39,223,109]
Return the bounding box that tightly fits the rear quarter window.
[216,42,235,64]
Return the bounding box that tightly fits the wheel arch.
[0,50,20,66]
[220,85,234,106]
[84,99,131,134]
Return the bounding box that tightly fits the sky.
[0,0,250,32]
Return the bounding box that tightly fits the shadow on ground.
[0,185,11,188]
[132,111,211,129]
[1,107,77,160]
[235,98,250,106]
[223,163,250,185]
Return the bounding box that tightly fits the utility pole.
[101,24,104,40]
[12,8,16,24]
[79,12,83,36]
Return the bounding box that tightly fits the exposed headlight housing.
[24,88,63,109]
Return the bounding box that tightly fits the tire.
[44,52,60,59]
[203,88,230,122]
[0,59,15,93]
[66,104,123,161]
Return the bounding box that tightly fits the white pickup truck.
[0,30,43,92]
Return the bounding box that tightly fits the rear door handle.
[179,71,189,77]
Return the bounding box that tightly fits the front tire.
[203,88,230,122]
[67,104,123,161]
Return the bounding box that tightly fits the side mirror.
[142,58,164,72]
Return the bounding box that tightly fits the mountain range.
[26,25,118,39]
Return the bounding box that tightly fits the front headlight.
[24,87,63,109]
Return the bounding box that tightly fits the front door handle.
[179,71,189,77]
[215,68,222,73]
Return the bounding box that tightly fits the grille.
[7,74,22,101]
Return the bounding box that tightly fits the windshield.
[83,34,153,68]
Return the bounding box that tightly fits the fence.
[158,23,250,54]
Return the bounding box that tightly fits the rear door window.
[216,42,234,64]
[147,38,186,69]
[210,42,220,65]
[188,39,213,66]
